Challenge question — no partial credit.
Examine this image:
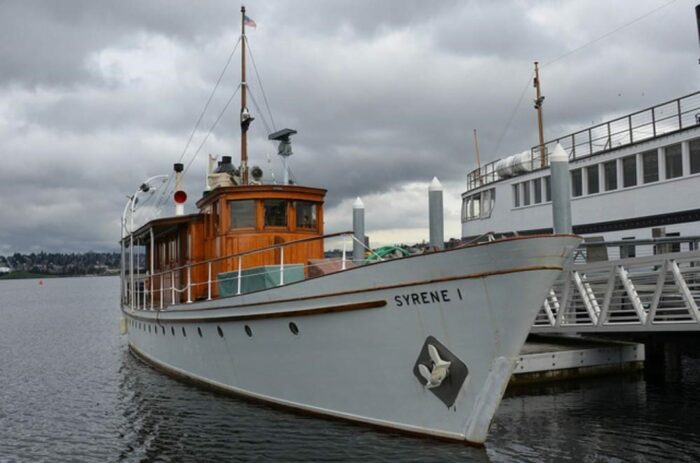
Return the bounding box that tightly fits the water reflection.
[115,350,489,462]
[489,369,700,462]
[4,276,700,462]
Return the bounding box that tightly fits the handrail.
[580,235,700,248]
[122,229,392,311]
[532,247,700,332]
[152,230,352,277]
[466,90,700,192]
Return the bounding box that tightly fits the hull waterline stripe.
[128,343,483,446]
[161,300,386,324]
[124,264,563,322]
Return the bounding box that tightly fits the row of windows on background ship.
[462,138,700,222]
[513,138,700,209]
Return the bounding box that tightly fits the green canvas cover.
[218,264,305,296]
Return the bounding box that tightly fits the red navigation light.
[174,190,187,204]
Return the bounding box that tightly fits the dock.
[511,335,644,384]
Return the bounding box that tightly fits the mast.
[533,61,546,167]
[472,129,482,185]
[240,5,250,184]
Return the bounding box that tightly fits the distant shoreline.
[0,271,119,280]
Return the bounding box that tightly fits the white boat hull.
[124,235,579,444]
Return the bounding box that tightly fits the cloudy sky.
[1,0,698,254]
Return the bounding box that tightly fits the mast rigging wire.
[246,40,277,132]
[178,36,242,164]
[183,84,242,176]
[543,0,678,67]
[157,84,243,210]
[491,0,678,159]
[154,37,243,212]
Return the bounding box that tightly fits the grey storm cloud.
[0,0,698,253]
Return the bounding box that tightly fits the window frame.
[263,199,288,228]
[642,150,658,184]
[571,168,583,197]
[586,165,599,194]
[229,199,257,230]
[533,178,542,204]
[294,201,318,230]
[689,139,700,175]
[622,155,637,188]
[603,160,617,191]
[664,143,683,179]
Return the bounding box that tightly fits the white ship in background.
[462,91,700,257]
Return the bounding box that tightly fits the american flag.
[244,15,257,28]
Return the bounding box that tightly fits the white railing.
[123,231,383,311]
[532,248,700,333]
[466,91,700,191]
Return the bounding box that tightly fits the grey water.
[1,276,699,462]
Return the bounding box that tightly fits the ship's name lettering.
[394,289,453,307]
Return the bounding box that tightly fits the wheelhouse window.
[295,201,317,229]
[665,143,682,179]
[604,160,617,191]
[622,155,637,187]
[544,176,551,202]
[229,200,256,229]
[264,199,287,227]
[571,169,583,197]
[512,184,520,207]
[533,178,542,203]
[586,165,599,194]
[480,189,495,217]
[690,139,700,175]
[464,189,495,220]
[642,150,658,183]
[212,201,220,235]
[469,194,481,218]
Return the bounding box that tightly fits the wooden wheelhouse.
[130,184,326,305]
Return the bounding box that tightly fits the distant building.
[0,266,11,274]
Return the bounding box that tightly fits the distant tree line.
[0,252,121,276]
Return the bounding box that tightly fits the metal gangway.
[532,236,700,333]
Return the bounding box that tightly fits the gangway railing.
[122,231,383,311]
[467,91,700,191]
[532,237,700,333]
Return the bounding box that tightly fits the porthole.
[171,327,175,336]
[217,326,224,338]
[244,325,252,337]
[197,327,203,338]
[182,327,187,337]
[289,322,299,335]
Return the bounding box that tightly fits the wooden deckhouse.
[130,183,326,306]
